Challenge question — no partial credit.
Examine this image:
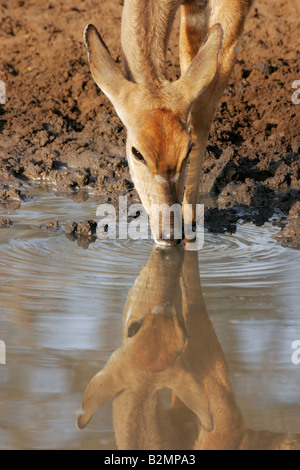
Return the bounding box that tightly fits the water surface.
[0,192,299,449]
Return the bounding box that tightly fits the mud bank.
[0,0,299,246]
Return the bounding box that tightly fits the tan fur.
[135,109,190,178]
[84,0,254,243]
[132,314,186,372]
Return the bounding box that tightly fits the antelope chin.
[152,236,182,247]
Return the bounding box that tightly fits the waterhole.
[0,191,299,449]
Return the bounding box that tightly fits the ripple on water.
[0,192,300,447]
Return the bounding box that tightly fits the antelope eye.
[128,320,143,338]
[132,147,146,163]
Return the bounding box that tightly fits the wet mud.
[0,0,299,245]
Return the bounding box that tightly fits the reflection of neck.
[113,375,200,450]
[115,248,186,450]
[181,252,300,451]
[113,381,166,450]
[179,251,247,450]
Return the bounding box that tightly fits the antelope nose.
[154,225,183,246]
[150,201,184,245]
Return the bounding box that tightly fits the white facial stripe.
[155,174,168,185]
[152,304,177,316]
[155,173,180,185]
[170,172,180,184]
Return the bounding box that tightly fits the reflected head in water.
[76,247,214,449]
[77,247,300,450]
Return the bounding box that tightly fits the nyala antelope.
[77,247,300,450]
[84,0,255,245]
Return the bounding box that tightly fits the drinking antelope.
[77,247,300,450]
[84,0,255,245]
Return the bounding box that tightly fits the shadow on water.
[77,247,300,450]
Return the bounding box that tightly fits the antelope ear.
[76,349,125,430]
[83,24,135,116]
[165,359,214,432]
[174,23,224,108]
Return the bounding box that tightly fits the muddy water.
[0,192,299,449]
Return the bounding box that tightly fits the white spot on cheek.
[152,305,164,315]
[170,306,176,316]
[155,174,168,185]
[152,304,176,315]
[170,172,180,184]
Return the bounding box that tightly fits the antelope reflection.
[77,248,300,450]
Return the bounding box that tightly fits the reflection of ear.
[165,358,214,432]
[76,349,125,430]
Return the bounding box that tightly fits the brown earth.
[0,0,299,246]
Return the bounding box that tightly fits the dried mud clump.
[40,221,61,232]
[64,220,98,248]
[275,202,300,249]
[0,217,12,228]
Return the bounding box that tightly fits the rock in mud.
[40,221,61,232]
[265,153,300,191]
[275,202,300,249]
[64,220,98,248]
[218,180,256,209]
[64,222,78,236]
[0,188,23,202]
[76,220,97,237]
[67,220,98,237]
[0,217,12,228]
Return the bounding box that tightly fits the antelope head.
[83,22,223,245]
